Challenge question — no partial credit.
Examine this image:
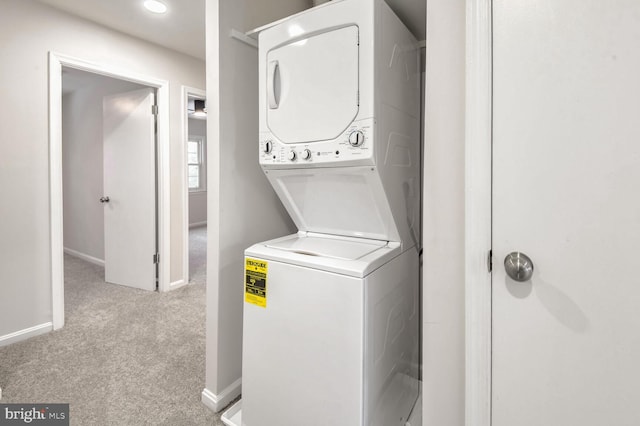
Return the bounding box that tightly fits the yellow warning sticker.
[245,258,268,308]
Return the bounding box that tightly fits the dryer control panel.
[259,118,375,168]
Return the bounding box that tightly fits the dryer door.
[266,25,359,144]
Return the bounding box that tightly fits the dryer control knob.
[301,149,312,160]
[287,150,297,161]
[263,141,273,154]
[349,130,365,147]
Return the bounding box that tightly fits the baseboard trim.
[189,221,207,229]
[169,279,187,291]
[202,378,242,413]
[64,247,105,267]
[0,322,53,347]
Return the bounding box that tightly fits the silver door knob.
[99,196,110,203]
[504,252,534,282]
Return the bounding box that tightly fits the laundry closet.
[203,0,429,424]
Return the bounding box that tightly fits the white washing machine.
[242,233,419,426]
[224,0,422,424]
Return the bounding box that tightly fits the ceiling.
[38,0,206,59]
[37,0,425,61]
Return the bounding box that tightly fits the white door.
[492,1,640,424]
[266,25,359,143]
[103,88,156,291]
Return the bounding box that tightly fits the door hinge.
[153,253,160,264]
[487,249,493,273]
[357,91,360,106]
[151,105,159,115]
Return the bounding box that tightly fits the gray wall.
[62,72,146,262]
[204,0,306,408]
[188,117,207,226]
[0,0,204,339]
[422,0,466,424]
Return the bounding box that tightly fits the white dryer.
[257,0,422,250]
[224,0,422,425]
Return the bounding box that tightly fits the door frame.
[464,0,493,425]
[48,51,171,330]
[181,86,207,287]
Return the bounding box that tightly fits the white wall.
[189,117,207,137]
[422,0,466,424]
[62,73,146,262]
[244,0,313,31]
[188,117,207,226]
[203,0,306,410]
[189,192,208,226]
[0,0,204,339]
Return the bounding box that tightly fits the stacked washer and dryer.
[223,0,421,425]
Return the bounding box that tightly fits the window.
[188,138,205,191]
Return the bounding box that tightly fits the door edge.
[464,0,493,425]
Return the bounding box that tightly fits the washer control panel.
[259,118,374,167]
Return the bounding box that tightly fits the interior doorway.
[61,67,158,294]
[49,52,171,330]
[182,87,207,285]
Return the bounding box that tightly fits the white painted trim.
[189,221,208,229]
[156,82,171,293]
[49,53,64,331]
[464,1,493,426]
[170,279,187,290]
[201,378,242,413]
[48,52,172,325]
[63,247,105,267]
[182,86,207,289]
[0,322,53,347]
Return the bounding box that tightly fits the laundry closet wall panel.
[203,0,305,410]
[422,0,466,425]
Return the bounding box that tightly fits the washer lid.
[247,233,401,278]
[264,233,387,261]
[264,166,401,243]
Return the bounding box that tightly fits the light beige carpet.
[0,226,230,425]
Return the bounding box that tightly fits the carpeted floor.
[0,226,226,425]
[189,225,207,285]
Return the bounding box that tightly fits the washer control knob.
[263,140,273,154]
[348,130,365,147]
[287,150,297,161]
[301,149,312,160]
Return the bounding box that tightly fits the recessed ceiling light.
[144,0,167,14]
